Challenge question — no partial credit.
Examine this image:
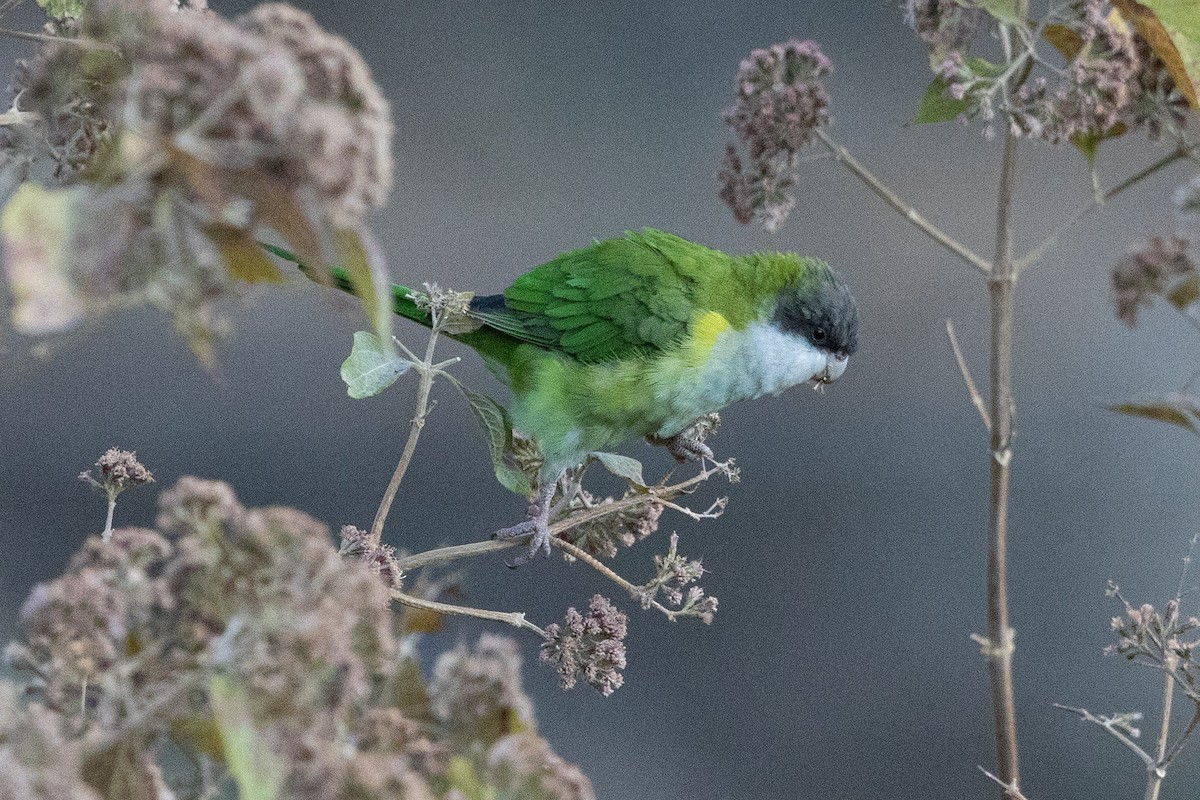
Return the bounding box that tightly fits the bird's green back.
[473,228,806,364]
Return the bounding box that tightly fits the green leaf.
[1069,122,1128,165]
[36,0,85,19]
[966,57,1005,79]
[0,182,85,334]
[589,451,646,487]
[459,388,534,496]
[340,331,410,399]
[915,76,971,124]
[210,674,283,800]
[973,0,1021,25]
[1109,395,1200,433]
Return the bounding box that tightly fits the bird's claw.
[494,495,554,566]
[651,432,714,463]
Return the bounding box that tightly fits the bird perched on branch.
[286,229,859,562]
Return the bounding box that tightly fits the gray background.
[3,1,1200,797]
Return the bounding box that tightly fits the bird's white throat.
[680,320,833,418]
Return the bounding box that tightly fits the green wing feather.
[483,228,725,363]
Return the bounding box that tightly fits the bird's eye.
[812,327,827,342]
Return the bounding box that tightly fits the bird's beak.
[812,352,849,388]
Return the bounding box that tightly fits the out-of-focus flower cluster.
[1106,582,1200,699]
[1112,173,1200,326]
[2,468,594,800]
[0,0,394,364]
[908,0,1190,143]
[640,532,718,624]
[540,595,628,696]
[1112,235,1196,326]
[718,39,832,231]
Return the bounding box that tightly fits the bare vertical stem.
[986,125,1022,796]
[1145,668,1174,800]
[370,329,441,546]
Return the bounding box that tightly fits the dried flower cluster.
[1106,582,1200,700]
[3,464,592,800]
[718,40,832,231]
[641,533,718,623]
[78,447,154,493]
[914,0,1189,143]
[564,488,663,560]
[540,595,628,696]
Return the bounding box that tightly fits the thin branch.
[550,537,683,621]
[1015,143,1196,273]
[977,765,1031,800]
[393,461,734,573]
[1160,702,1200,769]
[370,328,441,545]
[985,125,1022,798]
[1054,704,1155,768]
[815,128,992,275]
[390,590,548,638]
[946,319,992,433]
[0,26,117,49]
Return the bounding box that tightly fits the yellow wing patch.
[687,311,730,366]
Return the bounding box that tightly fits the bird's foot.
[650,431,715,464]
[493,482,556,566]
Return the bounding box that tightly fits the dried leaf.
[1112,0,1200,108]
[340,331,409,399]
[1167,270,1200,309]
[1109,394,1200,433]
[1044,23,1085,60]
[204,224,286,284]
[0,182,85,334]
[335,226,396,358]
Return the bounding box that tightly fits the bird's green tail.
[261,243,433,329]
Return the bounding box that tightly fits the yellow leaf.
[0,183,85,334]
[1112,0,1200,108]
[204,224,286,284]
[1043,23,1084,61]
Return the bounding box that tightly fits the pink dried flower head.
[539,594,627,696]
[565,490,662,560]
[429,634,535,743]
[641,533,719,623]
[905,0,984,62]
[719,39,830,230]
[339,524,404,590]
[79,447,154,494]
[487,733,597,800]
[1112,236,1196,326]
[726,39,831,161]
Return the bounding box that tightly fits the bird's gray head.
[774,262,859,383]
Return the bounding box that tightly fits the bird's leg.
[493,478,558,564]
[648,431,715,463]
